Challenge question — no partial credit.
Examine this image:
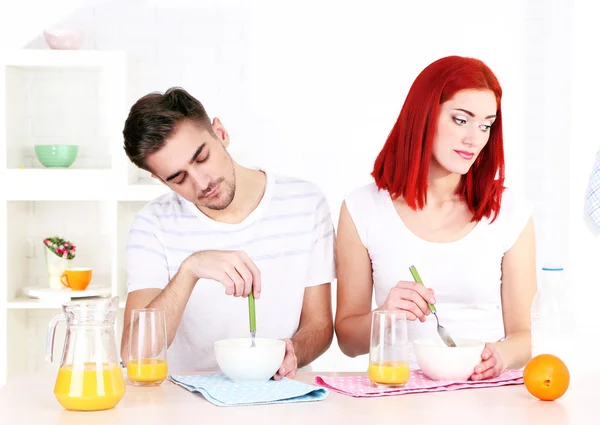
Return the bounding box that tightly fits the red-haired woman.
[334,56,537,380]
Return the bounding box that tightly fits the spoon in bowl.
[409,265,457,348]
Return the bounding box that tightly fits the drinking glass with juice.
[127,308,168,386]
[368,310,410,387]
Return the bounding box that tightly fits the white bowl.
[214,338,285,382]
[43,28,84,50]
[414,337,485,381]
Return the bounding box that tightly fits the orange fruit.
[523,354,570,401]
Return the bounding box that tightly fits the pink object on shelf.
[43,28,85,50]
[314,369,523,397]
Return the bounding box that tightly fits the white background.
[1,0,599,373]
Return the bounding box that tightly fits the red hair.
[371,56,505,222]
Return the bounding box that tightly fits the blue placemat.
[169,373,329,407]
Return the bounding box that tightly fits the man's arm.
[120,250,262,365]
[120,265,197,364]
[273,187,335,380]
[274,282,333,380]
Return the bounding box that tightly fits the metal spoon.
[248,291,256,347]
[409,265,457,348]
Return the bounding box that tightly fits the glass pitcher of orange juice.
[45,296,126,411]
[368,310,411,387]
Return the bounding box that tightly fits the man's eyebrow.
[188,144,205,164]
[165,144,206,182]
[165,170,182,182]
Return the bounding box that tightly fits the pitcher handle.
[45,312,65,363]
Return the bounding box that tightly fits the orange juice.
[54,363,125,411]
[368,361,411,385]
[127,359,168,383]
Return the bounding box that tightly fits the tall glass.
[127,308,168,386]
[368,310,410,387]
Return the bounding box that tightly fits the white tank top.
[344,183,532,367]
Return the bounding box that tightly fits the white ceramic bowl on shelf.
[43,28,85,50]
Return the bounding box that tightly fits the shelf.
[115,182,171,201]
[1,49,130,387]
[7,298,126,309]
[6,201,114,307]
[7,299,64,309]
[3,169,115,200]
[1,170,175,201]
[125,166,163,187]
[3,50,127,69]
[2,49,126,171]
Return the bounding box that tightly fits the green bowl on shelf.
[34,145,79,168]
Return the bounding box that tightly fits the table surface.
[0,370,596,425]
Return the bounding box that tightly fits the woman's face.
[431,89,498,175]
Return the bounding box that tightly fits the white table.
[0,370,596,425]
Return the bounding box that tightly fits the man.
[119,87,335,380]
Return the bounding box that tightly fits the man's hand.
[273,339,297,380]
[183,250,261,298]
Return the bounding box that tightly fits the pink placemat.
[314,369,523,397]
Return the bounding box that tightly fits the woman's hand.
[470,343,505,380]
[378,281,436,322]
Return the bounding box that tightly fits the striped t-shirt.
[125,171,336,372]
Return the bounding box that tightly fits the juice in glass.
[368,361,411,385]
[127,358,168,383]
[128,308,168,386]
[369,310,410,387]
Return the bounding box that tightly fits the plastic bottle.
[530,265,571,362]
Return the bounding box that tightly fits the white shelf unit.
[0,50,170,387]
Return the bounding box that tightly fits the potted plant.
[43,236,76,289]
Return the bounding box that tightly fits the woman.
[334,56,537,380]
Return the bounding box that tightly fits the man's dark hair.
[123,87,212,171]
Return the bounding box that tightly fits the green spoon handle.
[409,265,437,313]
[248,292,256,332]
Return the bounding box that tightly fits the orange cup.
[60,267,93,291]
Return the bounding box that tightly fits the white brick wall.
[5,0,597,370]
[522,0,574,268]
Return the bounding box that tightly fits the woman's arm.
[334,201,376,357]
[334,201,435,357]
[471,217,537,379]
[498,217,538,367]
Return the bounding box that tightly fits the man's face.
[145,118,236,210]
